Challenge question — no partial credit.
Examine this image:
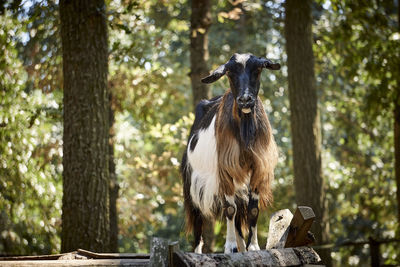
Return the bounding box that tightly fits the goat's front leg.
[246,191,260,251]
[224,195,238,253]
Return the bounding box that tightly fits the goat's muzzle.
[236,94,255,114]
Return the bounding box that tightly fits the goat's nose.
[237,94,254,105]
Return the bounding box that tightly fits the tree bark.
[190,0,212,109]
[60,0,110,252]
[284,0,331,265]
[189,0,214,252]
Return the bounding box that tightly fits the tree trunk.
[60,0,110,252]
[190,0,211,109]
[284,0,331,265]
[189,0,214,252]
[109,93,119,252]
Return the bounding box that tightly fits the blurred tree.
[190,0,211,108]
[284,0,331,265]
[189,0,215,252]
[60,0,111,252]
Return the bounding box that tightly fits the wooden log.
[266,209,293,249]
[149,237,181,267]
[149,237,169,267]
[173,247,321,267]
[285,206,316,248]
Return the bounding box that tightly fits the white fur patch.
[194,239,203,254]
[242,108,251,114]
[234,53,251,67]
[188,117,219,217]
[251,192,259,200]
[225,216,238,253]
[248,225,260,251]
[235,231,246,252]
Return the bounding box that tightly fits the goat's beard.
[239,112,256,148]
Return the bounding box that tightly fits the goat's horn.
[201,63,227,84]
[259,58,281,70]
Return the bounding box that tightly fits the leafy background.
[0,0,399,265]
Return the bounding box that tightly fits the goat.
[181,53,280,253]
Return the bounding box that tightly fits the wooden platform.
[0,207,323,266]
[0,249,149,267]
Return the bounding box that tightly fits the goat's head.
[201,53,280,115]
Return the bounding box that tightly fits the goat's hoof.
[224,241,238,253]
[247,243,260,251]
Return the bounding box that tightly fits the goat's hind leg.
[193,209,204,253]
[246,191,260,251]
[224,195,238,253]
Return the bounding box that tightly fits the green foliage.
[116,112,193,252]
[0,1,398,265]
[0,10,62,255]
[314,0,399,264]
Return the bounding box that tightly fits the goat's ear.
[201,64,227,83]
[259,58,281,70]
[265,62,281,70]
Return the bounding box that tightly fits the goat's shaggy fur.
[181,53,280,253]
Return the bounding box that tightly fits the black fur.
[189,133,198,152]
[182,96,222,251]
[240,113,256,148]
[246,192,259,249]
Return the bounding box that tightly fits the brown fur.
[182,90,278,237]
[216,91,278,209]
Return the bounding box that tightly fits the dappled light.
[0,0,399,266]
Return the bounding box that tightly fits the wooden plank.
[173,251,192,267]
[173,247,321,266]
[168,241,179,267]
[266,209,293,249]
[76,249,149,259]
[0,253,71,261]
[0,259,149,266]
[0,251,149,261]
[285,206,316,248]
